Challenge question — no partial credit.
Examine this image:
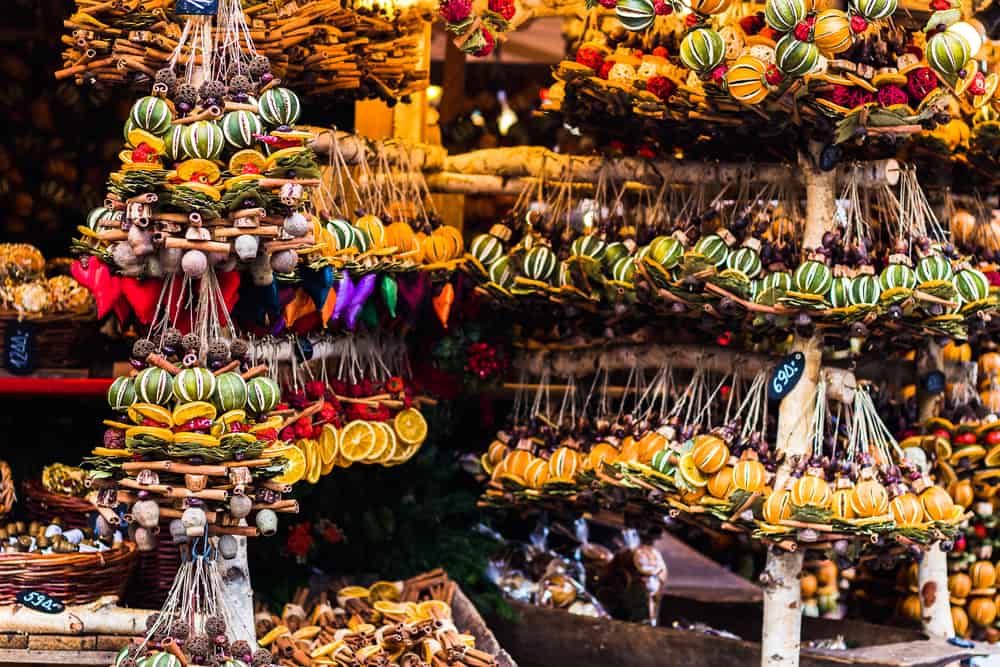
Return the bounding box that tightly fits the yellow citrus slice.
[340,420,377,462]
[102,419,131,430]
[176,158,220,183]
[416,600,451,619]
[261,443,295,459]
[305,439,322,484]
[336,452,353,468]
[678,452,708,488]
[125,425,174,442]
[258,625,289,646]
[173,432,220,448]
[228,149,267,173]
[364,422,390,463]
[368,581,401,602]
[127,403,173,427]
[251,416,284,433]
[318,424,339,465]
[172,401,218,425]
[91,447,133,457]
[127,128,165,152]
[336,586,370,606]
[292,625,322,640]
[221,409,247,425]
[265,146,306,168]
[311,641,344,659]
[274,445,307,484]
[394,408,427,446]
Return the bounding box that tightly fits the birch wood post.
[760,143,833,667]
[219,534,257,648]
[916,340,955,639]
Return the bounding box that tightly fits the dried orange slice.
[678,452,708,488]
[173,432,220,448]
[128,403,173,427]
[251,415,284,433]
[305,439,322,484]
[336,586,370,606]
[176,158,220,184]
[368,581,401,602]
[91,447,133,457]
[127,128,165,153]
[394,408,427,446]
[339,420,377,462]
[274,445,307,484]
[416,600,451,620]
[365,422,394,463]
[173,401,217,425]
[318,424,339,465]
[228,148,266,173]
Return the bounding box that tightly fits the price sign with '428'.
[768,352,806,402]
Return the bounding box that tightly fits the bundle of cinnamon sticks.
[58,0,431,101]
[255,571,499,667]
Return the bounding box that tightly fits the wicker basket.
[21,479,179,607]
[0,306,99,369]
[0,541,137,605]
[22,479,94,531]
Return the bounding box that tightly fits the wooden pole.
[915,340,955,640]
[219,533,257,648]
[761,143,834,667]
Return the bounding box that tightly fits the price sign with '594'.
[16,590,64,614]
[768,352,806,402]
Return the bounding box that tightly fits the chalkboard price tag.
[768,352,805,402]
[4,321,35,375]
[16,590,65,614]
[176,0,219,14]
[924,370,946,396]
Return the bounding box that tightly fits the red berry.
[793,20,813,41]
[765,64,784,85]
[256,428,278,442]
[279,427,295,441]
[646,76,676,100]
[955,432,977,445]
[634,49,644,57]
[969,71,986,95]
[653,0,673,14]
[684,12,699,26]
[930,0,951,9]
[849,15,867,33]
[599,61,614,79]
[474,28,495,57]
[599,0,616,7]
[652,46,668,57]
[710,65,729,83]
[488,0,516,20]
[985,430,1000,445]
[932,428,951,441]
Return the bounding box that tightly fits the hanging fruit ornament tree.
[71,0,330,325]
[83,269,303,552]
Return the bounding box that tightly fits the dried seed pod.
[252,649,273,667]
[132,338,157,360]
[162,328,183,349]
[181,333,201,352]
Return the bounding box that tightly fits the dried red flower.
[646,76,676,100]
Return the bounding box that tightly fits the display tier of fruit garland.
[60,0,431,105]
[461,167,1000,346]
[478,357,967,554]
[538,0,998,151]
